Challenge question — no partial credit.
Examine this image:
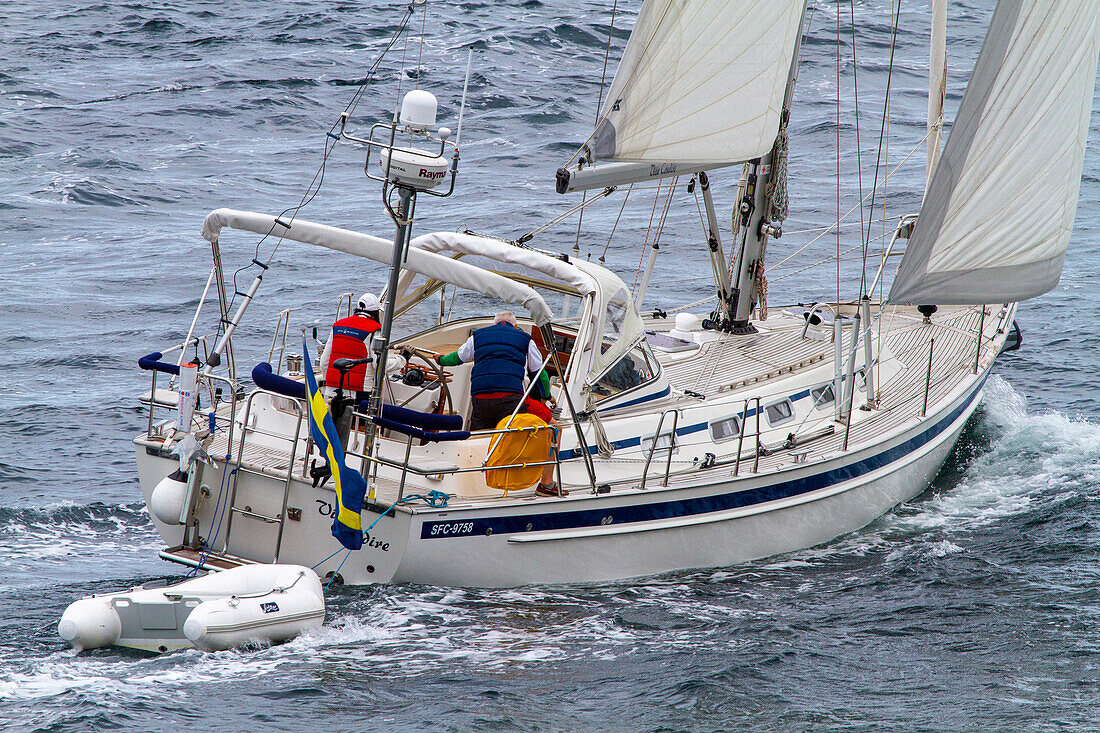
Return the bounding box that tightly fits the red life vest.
[325,314,381,392]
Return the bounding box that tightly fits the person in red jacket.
[320,293,382,401]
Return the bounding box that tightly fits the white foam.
[755,376,1099,567]
[895,376,1100,534]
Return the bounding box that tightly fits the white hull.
[136,355,986,587]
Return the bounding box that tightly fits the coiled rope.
[767,127,790,222]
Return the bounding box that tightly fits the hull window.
[709,415,742,443]
[810,384,835,408]
[764,398,795,426]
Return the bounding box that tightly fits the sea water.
[2,1,1099,730]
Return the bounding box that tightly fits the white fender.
[149,470,188,525]
[58,597,122,651]
[183,567,325,651]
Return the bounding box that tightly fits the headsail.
[590,0,806,166]
[891,0,1100,306]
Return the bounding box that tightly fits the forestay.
[200,209,554,325]
[590,0,805,165]
[891,0,1100,305]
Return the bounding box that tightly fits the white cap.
[357,293,381,312]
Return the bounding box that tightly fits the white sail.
[891,0,1100,306]
[590,0,805,165]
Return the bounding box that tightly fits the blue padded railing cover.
[138,352,181,376]
[372,417,470,443]
[252,362,306,400]
[357,401,464,432]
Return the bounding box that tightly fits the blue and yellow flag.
[303,341,366,551]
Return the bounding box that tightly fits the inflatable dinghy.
[58,564,325,652]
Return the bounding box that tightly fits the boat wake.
[1,375,1096,724]
[755,376,1097,568]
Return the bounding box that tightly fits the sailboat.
[130,0,1100,587]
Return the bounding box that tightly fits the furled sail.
[590,0,806,165]
[890,0,1100,305]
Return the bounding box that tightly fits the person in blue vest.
[320,292,382,401]
[436,311,563,496]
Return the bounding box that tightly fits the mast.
[926,0,947,187]
[727,2,810,331]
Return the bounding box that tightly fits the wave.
[0,501,157,567]
[33,175,143,208]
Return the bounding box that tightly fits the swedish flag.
[303,341,366,551]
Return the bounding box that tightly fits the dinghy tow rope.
[214,1,421,350]
[313,490,451,590]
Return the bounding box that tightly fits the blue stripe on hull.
[421,377,986,540]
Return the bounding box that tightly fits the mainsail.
[590,0,806,165]
[891,0,1100,305]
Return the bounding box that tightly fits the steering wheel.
[398,346,454,415]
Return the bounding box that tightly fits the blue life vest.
[470,323,531,396]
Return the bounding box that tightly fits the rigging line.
[770,240,888,284]
[636,175,678,298]
[835,0,841,306]
[595,0,620,122]
[219,5,417,334]
[396,4,413,112]
[415,0,428,89]
[875,1,893,400]
[574,0,621,253]
[876,0,897,403]
[781,221,862,236]
[774,226,893,267]
[665,294,717,314]
[692,184,708,239]
[519,187,614,242]
[574,194,588,256]
[633,180,667,292]
[600,183,633,262]
[794,2,819,84]
[860,0,903,298]
[769,124,932,271]
[848,0,868,291]
[653,177,677,249]
[341,3,418,122]
[567,0,677,167]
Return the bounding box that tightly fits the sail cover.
[890,0,1100,305]
[590,0,805,165]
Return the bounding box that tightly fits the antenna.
[455,47,473,148]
